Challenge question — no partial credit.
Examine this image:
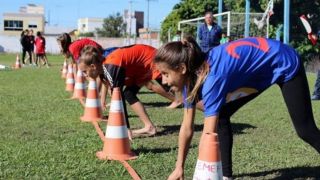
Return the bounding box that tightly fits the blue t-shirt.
[183,37,300,117]
[102,47,119,58]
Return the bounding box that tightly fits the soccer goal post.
[178,11,269,41]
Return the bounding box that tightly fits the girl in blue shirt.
[154,36,320,179]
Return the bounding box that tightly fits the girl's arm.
[144,80,175,101]
[168,107,196,180]
[99,78,110,111]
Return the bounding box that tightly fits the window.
[28,24,37,28]
[4,20,23,31]
[28,21,38,28]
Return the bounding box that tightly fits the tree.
[96,12,125,37]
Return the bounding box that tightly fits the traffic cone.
[80,79,102,122]
[71,69,86,100]
[61,60,68,79]
[96,87,137,161]
[193,133,223,180]
[15,54,21,69]
[65,64,75,92]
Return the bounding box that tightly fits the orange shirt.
[102,44,160,87]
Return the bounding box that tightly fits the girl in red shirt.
[56,33,103,63]
[79,45,176,136]
[35,31,49,68]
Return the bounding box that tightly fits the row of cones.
[61,61,140,179]
[61,61,223,179]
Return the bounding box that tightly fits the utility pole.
[128,0,133,44]
[146,0,157,45]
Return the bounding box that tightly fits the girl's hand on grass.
[167,166,184,180]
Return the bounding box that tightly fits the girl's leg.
[279,66,320,153]
[218,93,260,177]
[27,50,32,64]
[22,49,26,65]
[124,85,156,135]
[120,87,130,129]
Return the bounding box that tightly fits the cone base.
[71,95,86,100]
[96,151,137,161]
[80,115,102,122]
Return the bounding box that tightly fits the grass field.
[0,53,320,179]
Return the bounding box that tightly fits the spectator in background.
[20,29,32,66]
[198,11,222,53]
[29,29,36,66]
[35,31,49,68]
[220,33,230,44]
[172,30,182,41]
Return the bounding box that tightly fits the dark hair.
[205,11,213,16]
[57,33,72,54]
[36,31,41,36]
[154,36,209,101]
[79,45,104,66]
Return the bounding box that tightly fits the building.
[77,18,103,34]
[123,10,144,36]
[2,4,45,36]
[19,4,44,14]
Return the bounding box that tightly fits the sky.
[0,0,180,29]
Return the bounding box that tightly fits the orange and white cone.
[65,64,75,92]
[71,69,86,100]
[80,79,102,122]
[61,60,68,79]
[193,133,223,180]
[96,87,137,161]
[15,54,21,69]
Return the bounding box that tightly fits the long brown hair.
[79,45,104,66]
[57,33,71,54]
[154,36,209,102]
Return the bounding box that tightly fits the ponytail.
[154,36,209,102]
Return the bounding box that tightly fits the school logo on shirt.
[226,87,258,103]
[226,37,269,59]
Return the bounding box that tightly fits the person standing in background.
[35,31,49,68]
[28,29,36,66]
[20,29,32,66]
[172,30,182,42]
[220,33,230,44]
[198,11,222,53]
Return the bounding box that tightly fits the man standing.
[198,11,222,53]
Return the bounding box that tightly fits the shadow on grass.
[155,122,256,137]
[139,91,155,95]
[144,102,172,108]
[236,166,320,179]
[135,144,197,154]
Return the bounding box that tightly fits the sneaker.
[311,95,320,100]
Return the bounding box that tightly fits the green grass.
[0,53,320,179]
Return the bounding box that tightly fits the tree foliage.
[96,12,125,37]
[161,0,320,62]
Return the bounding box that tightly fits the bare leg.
[130,101,156,135]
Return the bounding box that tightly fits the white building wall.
[0,35,160,54]
[78,18,103,33]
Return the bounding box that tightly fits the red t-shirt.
[102,44,160,87]
[35,36,45,54]
[68,38,102,62]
